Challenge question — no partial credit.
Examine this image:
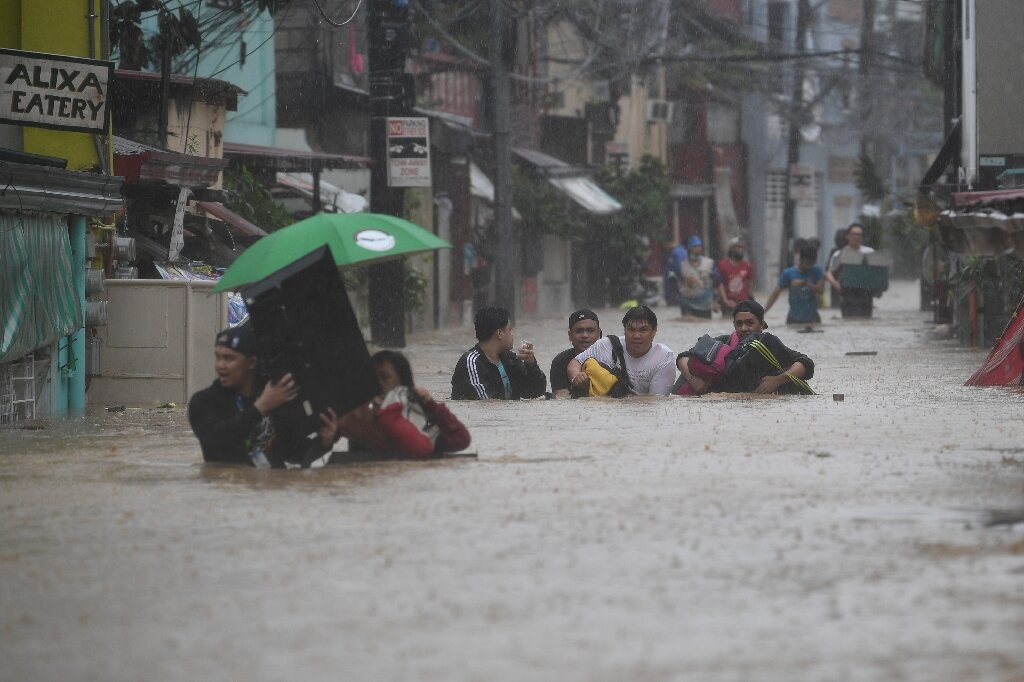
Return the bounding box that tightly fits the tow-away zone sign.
[386,117,431,188]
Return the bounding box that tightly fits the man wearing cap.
[679,235,719,318]
[716,237,756,314]
[676,300,814,394]
[550,309,602,398]
[187,322,341,467]
[567,305,676,396]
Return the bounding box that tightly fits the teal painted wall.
[139,3,277,146]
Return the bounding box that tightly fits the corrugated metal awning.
[224,142,370,172]
[547,176,623,215]
[114,136,226,189]
[469,163,521,219]
[512,148,622,215]
[937,188,1024,256]
[0,161,122,216]
[114,69,244,110]
[275,173,368,213]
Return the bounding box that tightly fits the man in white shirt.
[566,305,676,395]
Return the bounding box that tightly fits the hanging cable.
[310,0,364,28]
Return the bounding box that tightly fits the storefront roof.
[952,188,1024,209]
[937,188,1024,256]
[114,69,243,110]
[195,201,267,239]
[547,176,622,215]
[275,173,368,214]
[512,148,622,215]
[0,161,122,216]
[113,136,227,189]
[223,142,370,173]
[469,163,521,219]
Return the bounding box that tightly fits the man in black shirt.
[451,306,547,400]
[550,309,602,398]
[188,323,340,467]
[676,300,814,395]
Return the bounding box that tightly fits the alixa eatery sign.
[0,48,113,133]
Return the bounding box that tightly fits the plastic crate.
[840,264,889,292]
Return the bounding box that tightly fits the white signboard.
[0,48,113,133]
[386,117,431,187]
[788,163,815,202]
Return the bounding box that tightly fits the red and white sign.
[386,117,431,188]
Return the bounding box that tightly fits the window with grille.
[766,170,788,208]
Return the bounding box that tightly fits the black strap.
[607,336,633,391]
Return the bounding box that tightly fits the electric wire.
[310,0,364,28]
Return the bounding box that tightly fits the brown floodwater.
[1,281,1022,681]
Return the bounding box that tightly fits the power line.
[183,0,204,154]
[227,84,277,121]
[651,47,920,67]
[207,6,286,78]
[310,0,363,28]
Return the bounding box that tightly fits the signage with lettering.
[0,48,113,133]
[386,117,431,188]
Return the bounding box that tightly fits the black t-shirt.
[549,347,579,392]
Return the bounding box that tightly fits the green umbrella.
[212,212,451,292]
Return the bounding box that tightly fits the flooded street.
[1,281,1022,681]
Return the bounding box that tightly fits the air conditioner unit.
[544,90,566,110]
[646,100,674,123]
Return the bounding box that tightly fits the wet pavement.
[1,280,1022,681]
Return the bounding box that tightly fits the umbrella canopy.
[212,212,450,292]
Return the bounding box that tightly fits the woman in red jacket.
[368,350,471,458]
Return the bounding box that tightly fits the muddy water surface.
[1,281,1022,681]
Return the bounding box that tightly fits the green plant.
[223,165,293,233]
[593,156,671,244]
[512,166,584,240]
[511,156,669,304]
[948,255,993,290]
[403,262,429,313]
[854,154,887,203]
[587,156,670,302]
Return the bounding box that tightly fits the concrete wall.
[538,234,572,313]
[975,0,1024,154]
[87,280,230,408]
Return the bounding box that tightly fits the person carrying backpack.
[676,300,814,395]
[566,305,676,396]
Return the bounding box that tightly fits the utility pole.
[780,0,810,272]
[490,0,516,318]
[859,0,877,161]
[367,0,410,347]
[159,41,171,148]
